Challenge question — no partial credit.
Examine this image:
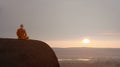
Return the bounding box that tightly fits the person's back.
[16,24,29,40]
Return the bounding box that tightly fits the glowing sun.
[82,39,90,44]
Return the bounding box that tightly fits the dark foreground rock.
[0,38,59,67]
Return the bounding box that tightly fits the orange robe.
[16,28,29,40]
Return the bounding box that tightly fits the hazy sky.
[0,0,120,48]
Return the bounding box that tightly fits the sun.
[82,39,90,44]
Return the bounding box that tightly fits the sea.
[53,48,120,67]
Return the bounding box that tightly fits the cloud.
[101,32,120,36]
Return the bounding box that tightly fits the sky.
[0,0,120,48]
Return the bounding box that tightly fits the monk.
[16,24,29,40]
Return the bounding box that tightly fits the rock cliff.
[0,38,59,67]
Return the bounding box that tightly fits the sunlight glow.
[82,39,90,44]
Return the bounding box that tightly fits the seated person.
[16,24,29,40]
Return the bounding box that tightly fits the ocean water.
[53,48,120,67]
[58,58,91,62]
[58,57,120,67]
